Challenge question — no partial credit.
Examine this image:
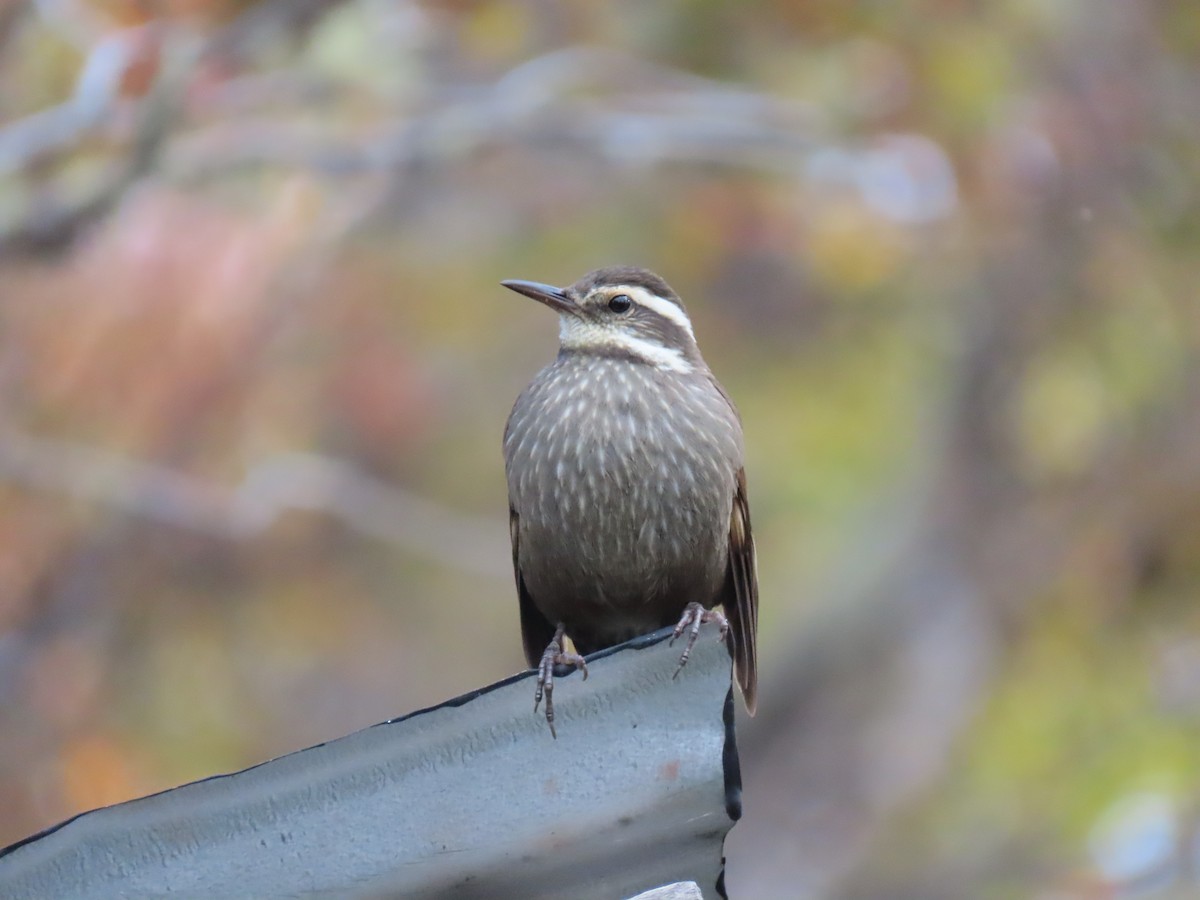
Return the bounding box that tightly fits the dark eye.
[607,294,632,313]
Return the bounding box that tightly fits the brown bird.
[501,266,758,736]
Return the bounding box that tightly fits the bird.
[501,265,758,737]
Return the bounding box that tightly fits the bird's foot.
[535,625,588,739]
[670,602,729,679]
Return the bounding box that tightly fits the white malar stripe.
[559,318,693,373]
[612,285,696,338]
[611,333,693,372]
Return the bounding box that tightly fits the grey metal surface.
[0,627,740,899]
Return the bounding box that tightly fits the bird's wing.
[723,468,759,714]
[510,505,557,668]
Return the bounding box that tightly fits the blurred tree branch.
[0,0,350,258]
[0,432,508,577]
[169,46,821,179]
[1,28,840,261]
[0,28,197,257]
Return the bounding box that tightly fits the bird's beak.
[501,279,578,316]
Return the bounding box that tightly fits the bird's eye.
[607,294,633,314]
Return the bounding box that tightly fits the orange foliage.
[59,732,149,816]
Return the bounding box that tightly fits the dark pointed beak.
[501,279,578,315]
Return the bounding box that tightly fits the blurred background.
[1,0,1198,896]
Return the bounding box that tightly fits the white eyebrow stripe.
[610,285,696,338]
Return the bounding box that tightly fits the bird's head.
[501,266,702,373]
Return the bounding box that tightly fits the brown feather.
[705,375,758,713]
[724,468,759,714]
[510,506,556,667]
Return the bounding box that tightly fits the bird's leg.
[670,602,729,679]
[534,623,588,739]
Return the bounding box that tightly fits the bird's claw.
[670,602,729,679]
[535,629,587,739]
